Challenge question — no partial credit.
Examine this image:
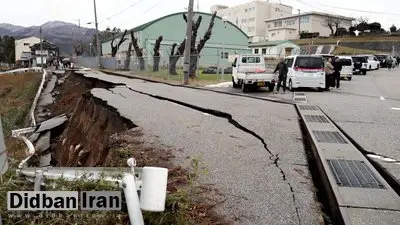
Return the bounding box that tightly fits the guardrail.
[30,69,47,126]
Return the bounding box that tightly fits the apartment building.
[211,1,292,42]
[265,11,354,41]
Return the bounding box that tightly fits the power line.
[99,0,144,23]
[139,0,163,15]
[294,0,400,16]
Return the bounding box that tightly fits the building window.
[285,19,296,26]
[262,48,266,54]
[248,7,255,12]
[248,27,255,32]
[275,8,280,12]
[245,9,248,13]
[274,21,282,27]
[267,24,271,28]
[300,17,309,23]
[248,17,255,22]
[254,49,259,54]
[241,18,247,23]
[271,33,276,37]
[24,43,30,46]
[221,52,228,59]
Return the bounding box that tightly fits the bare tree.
[130,31,145,70]
[323,16,344,36]
[153,36,163,71]
[111,30,128,57]
[168,12,217,76]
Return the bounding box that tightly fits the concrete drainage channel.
[295,92,400,225]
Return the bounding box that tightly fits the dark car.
[352,56,368,75]
[375,54,391,68]
[202,66,218,74]
[218,66,233,74]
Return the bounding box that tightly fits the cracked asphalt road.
[80,71,323,225]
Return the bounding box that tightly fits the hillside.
[0,21,97,56]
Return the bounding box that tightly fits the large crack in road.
[114,84,303,225]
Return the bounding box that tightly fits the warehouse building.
[101,12,251,68]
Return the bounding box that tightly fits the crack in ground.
[122,85,302,225]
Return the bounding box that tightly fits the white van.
[337,56,353,81]
[285,55,325,92]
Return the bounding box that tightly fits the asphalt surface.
[202,68,400,183]
[81,71,323,225]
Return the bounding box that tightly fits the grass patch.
[104,68,228,86]
[333,46,383,55]
[0,72,43,223]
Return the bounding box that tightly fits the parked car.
[351,56,368,75]
[285,55,325,92]
[375,54,391,68]
[217,66,233,74]
[232,54,277,92]
[337,56,354,80]
[359,55,380,70]
[202,66,218,74]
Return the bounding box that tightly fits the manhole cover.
[327,159,385,189]
[304,115,329,123]
[298,105,318,110]
[312,131,348,144]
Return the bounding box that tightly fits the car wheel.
[362,70,367,75]
[232,77,239,88]
[317,87,324,92]
[369,65,372,70]
[348,77,352,81]
[289,80,294,92]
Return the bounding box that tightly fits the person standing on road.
[324,57,334,91]
[333,57,342,89]
[273,58,288,94]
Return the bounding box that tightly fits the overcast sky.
[1,0,398,31]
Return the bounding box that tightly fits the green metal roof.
[249,40,291,47]
[102,11,249,43]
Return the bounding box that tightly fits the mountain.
[0,21,97,56]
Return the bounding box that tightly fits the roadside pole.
[93,0,101,68]
[40,27,43,68]
[183,0,194,85]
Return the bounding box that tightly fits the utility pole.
[298,9,301,37]
[93,0,101,68]
[183,0,194,85]
[40,27,44,68]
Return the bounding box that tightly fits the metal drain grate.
[294,98,307,102]
[294,92,306,96]
[312,131,348,144]
[298,105,318,110]
[327,159,385,189]
[304,115,329,123]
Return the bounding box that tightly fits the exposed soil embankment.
[47,72,135,166]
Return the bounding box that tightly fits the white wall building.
[211,1,293,42]
[249,40,300,58]
[15,37,41,62]
[265,11,354,41]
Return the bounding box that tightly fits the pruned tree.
[130,30,145,70]
[125,42,133,70]
[111,29,128,57]
[168,12,217,77]
[73,41,84,56]
[153,36,163,71]
[390,25,397,33]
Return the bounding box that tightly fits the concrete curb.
[296,102,400,225]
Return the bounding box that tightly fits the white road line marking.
[391,107,400,111]
[203,113,210,116]
[380,96,385,100]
